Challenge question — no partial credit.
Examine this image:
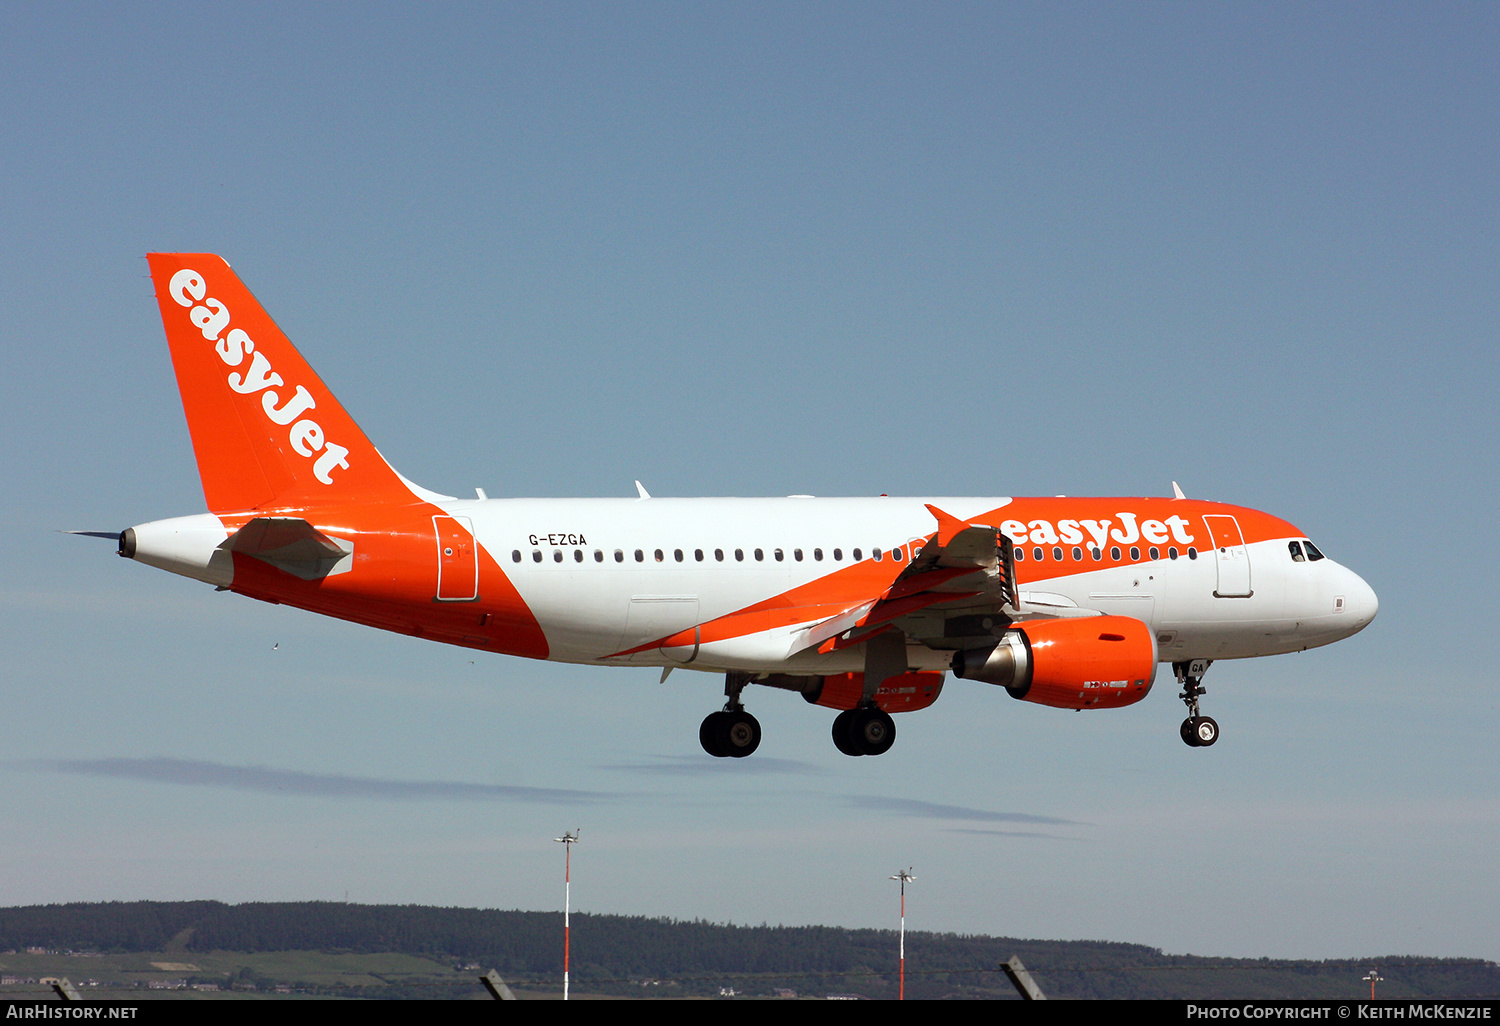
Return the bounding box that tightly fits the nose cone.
[1350,572,1378,629]
[1333,563,1378,637]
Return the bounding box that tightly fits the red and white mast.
[890,868,915,1000]
[555,830,580,1000]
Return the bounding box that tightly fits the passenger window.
[873,549,883,562]
[695,549,704,562]
[714,548,724,561]
[574,549,583,562]
[1052,546,1063,562]
[794,548,803,561]
[893,547,904,562]
[1130,546,1140,561]
[1304,540,1326,561]
[655,549,664,562]
[774,548,784,561]
[614,549,624,562]
[1072,546,1082,561]
[511,550,521,563]
[814,548,823,561]
[1188,547,1198,560]
[735,548,744,562]
[1014,547,1025,561]
[554,551,563,563]
[1091,547,1102,561]
[1110,546,1121,561]
[1289,541,1306,562]
[754,548,764,561]
[852,548,862,561]
[533,550,542,563]
[674,549,684,562]
[634,549,644,562]
[593,550,603,562]
[1169,547,1178,560]
[833,548,843,561]
[1149,546,1159,560]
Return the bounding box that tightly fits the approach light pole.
[890,868,915,1000]
[555,830,580,1000]
[1364,969,1383,999]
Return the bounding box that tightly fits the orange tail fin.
[147,254,416,513]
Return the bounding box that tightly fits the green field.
[0,948,522,1000]
[1,902,1495,1001]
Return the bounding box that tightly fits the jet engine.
[951,616,1157,710]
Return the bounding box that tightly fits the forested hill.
[0,901,1495,1000]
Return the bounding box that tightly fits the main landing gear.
[697,672,900,758]
[700,671,761,758]
[1175,658,1218,747]
[831,706,896,757]
[700,708,761,758]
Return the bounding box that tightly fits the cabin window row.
[1013,544,1198,563]
[509,546,907,565]
[508,544,1201,566]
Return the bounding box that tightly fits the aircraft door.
[433,515,479,601]
[1203,515,1252,598]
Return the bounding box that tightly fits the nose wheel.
[1175,659,1219,748]
[1180,714,1219,747]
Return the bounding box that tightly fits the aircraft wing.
[788,505,1019,656]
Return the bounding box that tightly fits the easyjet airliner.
[88,255,1378,757]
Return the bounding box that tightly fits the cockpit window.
[1288,541,1305,562]
[1303,540,1326,561]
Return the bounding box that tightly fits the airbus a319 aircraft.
[93,254,1378,758]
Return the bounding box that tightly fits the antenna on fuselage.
[1172,481,1186,499]
[635,480,651,500]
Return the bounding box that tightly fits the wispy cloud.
[16,757,614,805]
[601,754,824,776]
[942,826,1089,840]
[842,794,1084,826]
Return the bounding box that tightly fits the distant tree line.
[0,901,1495,1000]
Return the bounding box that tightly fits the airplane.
[92,254,1378,758]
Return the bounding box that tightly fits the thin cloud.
[843,794,1084,826]
[943,826,1089,840]
[17,757,613,805]
[601,754,824,776]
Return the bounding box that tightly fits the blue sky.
[2,2,1497,965]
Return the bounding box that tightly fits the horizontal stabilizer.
[223,517,353,581]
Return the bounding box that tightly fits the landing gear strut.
[700,672,761,758]
[831,706,896,757]
[1175,659,1218,747]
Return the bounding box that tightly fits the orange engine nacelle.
[805,671,945,713]
[950,616,1157,710]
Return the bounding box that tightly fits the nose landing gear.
[1176,659,1218,748]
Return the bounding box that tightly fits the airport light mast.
[555,830,580,1000]
[1364,969,1383,999]
[890,868,915,1000]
